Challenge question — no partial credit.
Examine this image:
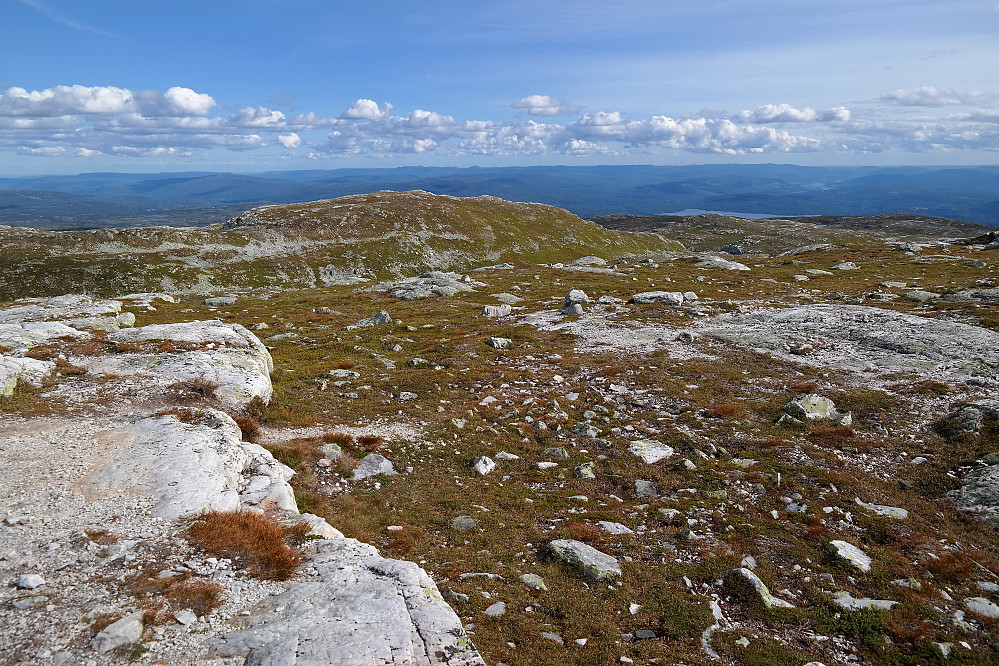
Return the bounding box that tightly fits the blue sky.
[2,0,998,174]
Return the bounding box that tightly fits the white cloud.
[228,106,286,128]
[512,95,581,116]
[339,99,393,120]
[2,82,996,161]
[735,104,852,123]
[881,87,994,107]
[278,132,301,149]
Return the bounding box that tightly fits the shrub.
[186,510,307,580]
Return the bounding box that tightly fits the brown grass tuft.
[170,377,220,400]
[54,357,87,376]
[231,414,262,442]
[186,510,306,580]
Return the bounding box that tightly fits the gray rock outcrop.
[213,538,484,665]
[704,304,999,381]
[80,410,296,519]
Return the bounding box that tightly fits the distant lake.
[666,208,791,219]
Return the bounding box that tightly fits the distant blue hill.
[0,164,996,229]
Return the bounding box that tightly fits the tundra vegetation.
[2,192,999,665]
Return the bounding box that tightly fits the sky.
[2,0,998,175]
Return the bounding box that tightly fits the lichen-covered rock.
[830,540,872,572]
[965,597,999,619]
[482,304,512,317]
[0,321,89,352]
[0,294,122,324]
[213,538,484,665]
[0,356,55,396]
[949,463,999,523]
[548,539,622,581]
[784,394,852,425]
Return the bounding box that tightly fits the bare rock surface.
[213,538,483,665]
[703,304,999,381]
[80,410,296,519]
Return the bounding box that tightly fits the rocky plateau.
[2,192,999,666]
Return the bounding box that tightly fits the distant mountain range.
[1,164,997,230]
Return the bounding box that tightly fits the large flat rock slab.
[93,321,274,404]
[213,538,484,665]
[703,304,999,381]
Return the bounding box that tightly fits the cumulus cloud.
[512,95,581,117]
[2,82,996,161]
[278,132,301,149]
[735,104,852,123]
[881,87,994,107]
[339,99,393,120]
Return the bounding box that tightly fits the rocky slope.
[4,197,999,665]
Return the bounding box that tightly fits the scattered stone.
[353,454,398,480]
[830,540,872,572]
[204,295,237,307]
[408,357,429,368]
[631,291,684,306]
[628,440,675,464]
[904,290,941,303]
[495,451,519,461]
[965,597,999,619]
[560,288,595,313]
[492,293,522,305]
[831,262,859,270]
[543,447,570,459]
[486,337,511,350]
[831,592,898,611]
[484,602,506,617]
[482,304,512,317]
[696,256,750,271]
[571,256,607,267]
[472,456,496,476]
[548,539,622,581]
[347,310,392,330]
[597,521,634,535]
[541,632,564,645]
[574,462,596,479]
[634,480,657,498]
[175,609,198,626]
[855,498,908,520]
[784,394,852,425]
[91,611,144,654]
[727,568,794,608]
[452,515,477,532]
[520,574,547,591]
[15,574,44,590]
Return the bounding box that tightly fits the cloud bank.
[1,84,997,162]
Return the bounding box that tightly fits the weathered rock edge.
[213,538,484,665]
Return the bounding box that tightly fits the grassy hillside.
[0,191,675,300]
